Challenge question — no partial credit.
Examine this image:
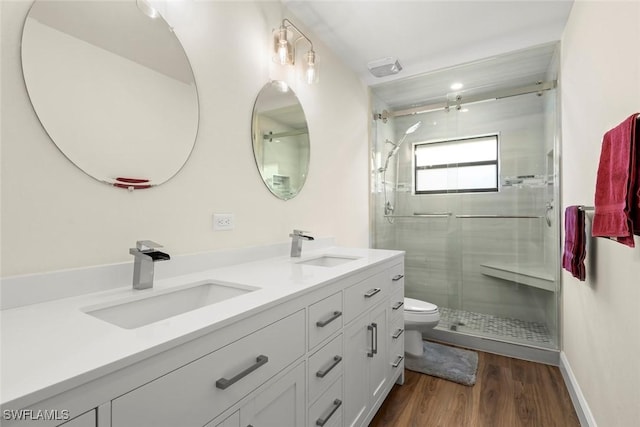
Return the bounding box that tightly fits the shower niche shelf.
[480,262,556,292]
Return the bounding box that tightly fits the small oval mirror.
[251,81,310,200]
[21,0,199,189]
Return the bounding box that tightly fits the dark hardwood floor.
[370,350,580,427]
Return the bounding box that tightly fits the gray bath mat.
[404,340,478,386]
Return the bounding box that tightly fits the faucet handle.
[136,240,163,251]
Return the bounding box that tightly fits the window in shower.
[414,134,499,194]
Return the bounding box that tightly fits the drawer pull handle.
[316,311,342,327]
[364,288,381,298]
[367,324,375,357]
[392,274,404,281]
[367,322,378,356]
[373,323,378,355]
[392,355,405,368]
[392,328,404,339]
[316,399,342,426]
[392,301,404,310]
[215,355,268,390]
[316,355,342,378]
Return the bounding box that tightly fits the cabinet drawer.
[344,271,388,324]
[112,310,305,427]
[309,291,343,350]
[389,263,405,291]
[308,376,343,427]
[308,334,343,404]
[389,287,405,324]
[389,316,405,374]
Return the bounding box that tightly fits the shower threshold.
[437,306,554,348]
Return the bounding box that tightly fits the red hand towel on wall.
[562,206,586,281]
[592,114,639,247]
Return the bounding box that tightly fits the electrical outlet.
[213,213,234,231]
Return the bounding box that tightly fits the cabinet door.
[240,362,305,427]
[343,313,371,427]
[212,411,240,427]
[58,410,95,427]
[369,302,389,408]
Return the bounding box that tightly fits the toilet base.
[404,329,424,356]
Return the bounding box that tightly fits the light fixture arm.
[281,18,314,65]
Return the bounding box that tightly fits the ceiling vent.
[367,57,403,78]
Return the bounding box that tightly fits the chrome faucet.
[129,240,170,290]
[289,230,314,257]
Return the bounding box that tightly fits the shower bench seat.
[480,262,556,292]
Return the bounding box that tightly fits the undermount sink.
[84,281,258,329]
[297,255,360,267]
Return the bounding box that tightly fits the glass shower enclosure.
[370,44,561,358]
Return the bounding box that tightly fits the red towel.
[592,113,639,247]
[563,206,586,281]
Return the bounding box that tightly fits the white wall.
[0,0,370,277]
[561,1,640,425]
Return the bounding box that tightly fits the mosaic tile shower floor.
[437,306,553,346]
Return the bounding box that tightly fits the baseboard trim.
[559,351,597,427]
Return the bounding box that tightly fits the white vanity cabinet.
[343,264,405,427]
[2,249,404,427]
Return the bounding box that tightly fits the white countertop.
[0,246,402,410]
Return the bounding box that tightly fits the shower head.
[404,121,422,135]
[378,121,422,173]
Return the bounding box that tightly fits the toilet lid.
[404,297,438,313]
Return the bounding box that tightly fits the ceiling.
[282,0,574,87]
[372,42,558,109]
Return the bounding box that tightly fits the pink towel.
[592,113,639,247]
[562,206,586,281]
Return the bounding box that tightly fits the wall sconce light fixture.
[273,18,318,84]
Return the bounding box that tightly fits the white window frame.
[413,134,500,195]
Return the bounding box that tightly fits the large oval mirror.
[21,0,199,189]
[251,81,310,200]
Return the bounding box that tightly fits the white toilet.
[404,297,440,356]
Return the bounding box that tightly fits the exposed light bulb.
[275,26,290,65]
[278,43,289,64]
[305,50,317,84]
